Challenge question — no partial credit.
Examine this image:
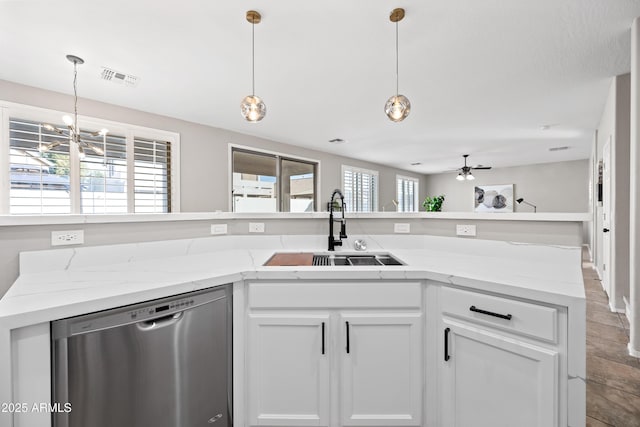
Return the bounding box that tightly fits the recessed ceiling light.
[329,138,346,144]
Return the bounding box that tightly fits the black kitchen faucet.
[328,189,347,251]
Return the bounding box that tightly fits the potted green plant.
[423,195,445,212]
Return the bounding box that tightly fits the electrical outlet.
[51,230,85,246]
[394,223,410,233]
[211,224,228,235]
[456,224,477,237]
[249,222,265,233]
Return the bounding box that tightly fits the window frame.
[341,164,379,212]
[0,101,180,214]
[396,174,420,212]
[228,144,321,212]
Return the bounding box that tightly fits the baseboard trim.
[628,343,640,359]
[582,244,593,262]
[608,301,626,313]
[624,297,632,324]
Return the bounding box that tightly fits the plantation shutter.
[133,137,171,213]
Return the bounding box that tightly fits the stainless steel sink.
[312,253,404,266]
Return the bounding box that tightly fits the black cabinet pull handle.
[444,327,451,361]
[603,228,610,233]
[321,322,325,355]
[469,305,513,320]
[345,321,350,354]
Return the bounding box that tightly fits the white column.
[630,17,640,357]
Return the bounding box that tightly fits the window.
[3,107,178,215]
[396,175,419,212]
[134,137,171,213]
[231,147,317,212]
[9,118,71,214]
[80,133,128,214]
[342,165,378,212]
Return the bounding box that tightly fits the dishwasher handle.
[137,311,183,330]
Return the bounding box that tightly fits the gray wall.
[592,74,631,311]
[424,160,590,213]
[0,79,427,212]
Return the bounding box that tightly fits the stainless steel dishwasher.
[51,285,232,427]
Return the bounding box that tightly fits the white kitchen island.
[0,234,586,427]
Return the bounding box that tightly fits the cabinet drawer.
[441,287,557,342]
[248,281,422,309]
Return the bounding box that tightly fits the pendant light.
[241,10,266,122]
[385,8,411,122]
[40,55,108,159]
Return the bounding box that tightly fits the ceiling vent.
[100,67,139,87]
[549,146,570,152]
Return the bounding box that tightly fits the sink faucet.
[328,189,347,251]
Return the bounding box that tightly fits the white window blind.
[6,116,174,215]
[9,118,71,214]
[80,133,128,214]
[134,137,171,213]
[397,176,419,212]
[342,166,378,212]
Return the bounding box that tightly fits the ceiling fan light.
[456,173,465,181]
[385,95,411,122]
[241,95,266,122]
[466,173,475,181]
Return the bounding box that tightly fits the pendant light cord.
[395,20,399,97]
[73,61,79,138]
[252,20,255,96]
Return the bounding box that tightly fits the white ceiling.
[1,0,639,174]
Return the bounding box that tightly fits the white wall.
[424,160,589,213]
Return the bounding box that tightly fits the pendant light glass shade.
[241,95,266,122]
[386,8,410,122]
[241,10,266,122]
[385,94,411,122]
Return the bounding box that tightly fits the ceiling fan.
[455,154,492,181]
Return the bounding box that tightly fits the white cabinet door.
[248,314,330,426]
[340,313,422,426]
[440,320,559,427]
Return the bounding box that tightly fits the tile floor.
[583,254,640,426]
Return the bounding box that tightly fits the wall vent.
[100,67,139,87]
[549,146,570,152]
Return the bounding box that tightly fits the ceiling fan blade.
[472,166,492,170]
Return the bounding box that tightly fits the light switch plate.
[211,224,228,235]
[394,223,410,233]
[456,224,477,237]
[249,222,265,233]
[51,230,84,246]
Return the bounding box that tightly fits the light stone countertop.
[0,234,585,329]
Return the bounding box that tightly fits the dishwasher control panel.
[52,286,228,339]
[128,298,195,320]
